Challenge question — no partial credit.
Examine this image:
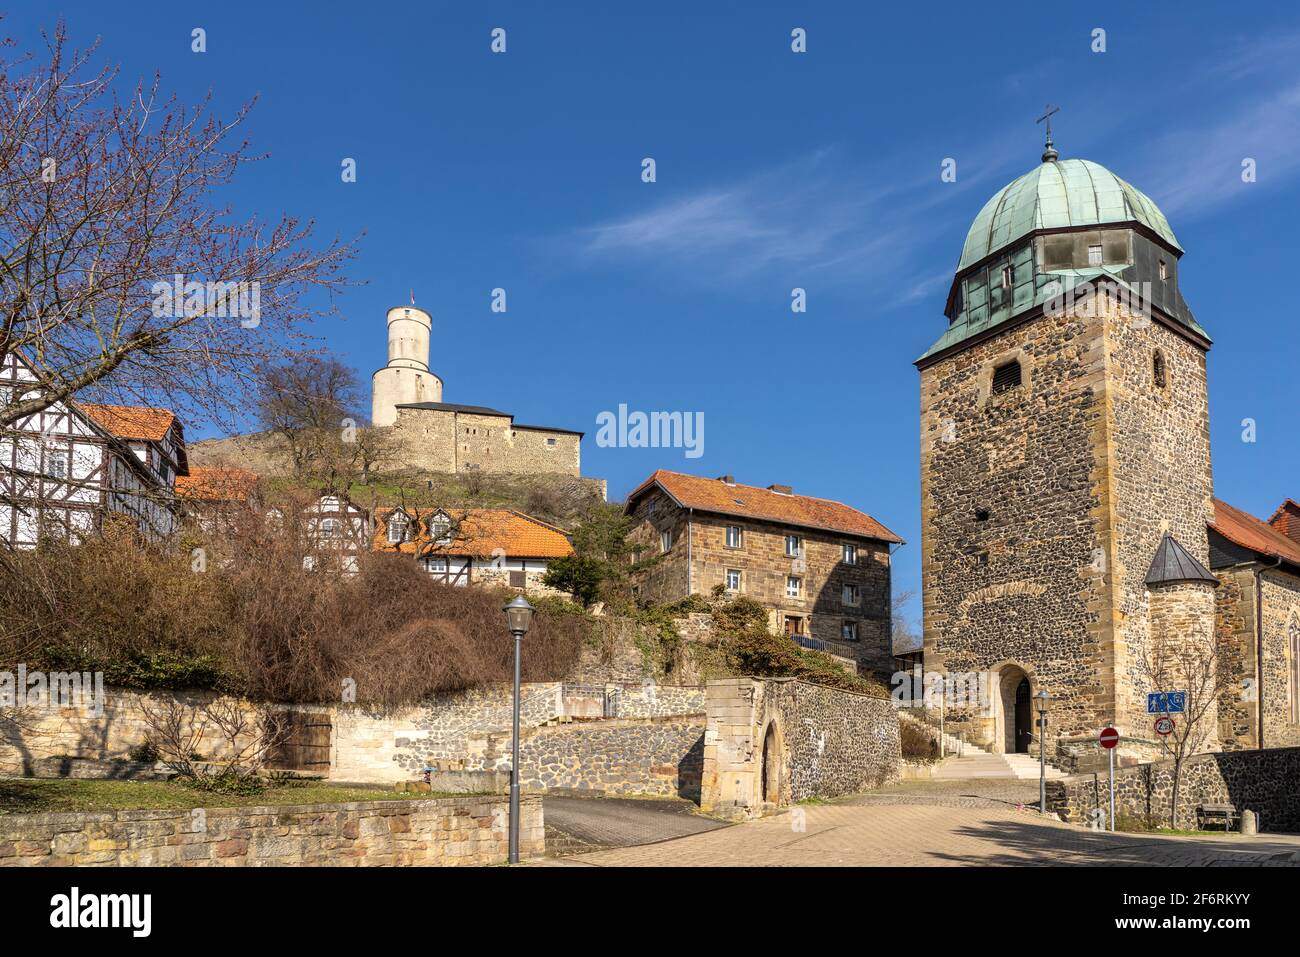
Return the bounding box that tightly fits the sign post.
[1099,726,1119,832]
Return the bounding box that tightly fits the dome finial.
[1036,103,1060,162]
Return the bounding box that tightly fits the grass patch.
[0,778,466,815]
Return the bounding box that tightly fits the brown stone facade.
[389,407,581,476]
[919,290,1217,762]
[625,486,894,674]
[1214,564,1300,751]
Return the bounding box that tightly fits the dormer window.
[387,513,409,544]
[992,360,1022,394]
[1000,264,1014,289]
[1087,244,1103,266]
[429,513,452,545]
[1159,259,1168,281]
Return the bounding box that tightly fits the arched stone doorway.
[993,664,1034,754]
[760,721,781,804]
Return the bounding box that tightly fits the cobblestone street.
[539,782,1300,867]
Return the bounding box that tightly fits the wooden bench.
[1196,803,1241,831]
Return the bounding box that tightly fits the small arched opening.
[760,721,782,805]
[994,664,1035,754]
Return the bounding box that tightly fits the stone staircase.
[933,744,1069,780]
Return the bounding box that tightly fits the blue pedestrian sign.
[1147,691,1186,714]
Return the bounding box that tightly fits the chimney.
[767,484,793,495]
[716,475,735,484]
[1269,500,1300,544]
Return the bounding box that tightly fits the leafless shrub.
[138,697,288,792]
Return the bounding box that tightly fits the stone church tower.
[371,304,443,426]
[917,140,1219,768]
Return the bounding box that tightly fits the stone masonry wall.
[701,677,899,818]
[1215,565,1258,749]
[0,795,543,867]
[389,407,580,477]
[1047,746,1300,833]
[919,291,1216,760]
[1260,568,1300,748]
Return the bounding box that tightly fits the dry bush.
[0,495,588,706]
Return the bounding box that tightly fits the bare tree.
[891,588,920,654]
[1138,622,1219,829]
[254,355,363,476]
[0,22,356,435]
[138,696,289,791]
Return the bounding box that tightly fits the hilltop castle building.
[917,140,1300,768]
[371,304,583,476]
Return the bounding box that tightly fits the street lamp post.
[502,595,535,864]
[1035,689,1051,815]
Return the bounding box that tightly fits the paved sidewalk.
[540,799,1300,867]
[543,795,727,850]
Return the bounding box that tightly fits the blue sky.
[10,1,1300,626]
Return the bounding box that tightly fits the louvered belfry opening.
[992,360,1022,394]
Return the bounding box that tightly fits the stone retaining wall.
[702,677,900,818]
[0,795,543,867]
[1047,746,1300,832]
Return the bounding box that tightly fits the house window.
[1000,264,1013,289]
[991,360,1022,394]
[44,452,68,479]
[430,516,452,545]
[725,525,743,549]
[841,621,859,642]
[387,514,408,543]
[1153,350,1167,390]
[661,529,673,553]
[509,570,526,588]
[1087,244,1103,266]
[786,576,801,598]
[320,518,342,539]
[427,558,448,574]
[842,584,860,607]
[726,569,741,592]
[783,616,805,636]
[842,543,857,565]
[785,534,802,557]
[546,438,557,446]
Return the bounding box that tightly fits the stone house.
[1210,498,1300,751]
[372,506,573,594]
[623,470,903,675]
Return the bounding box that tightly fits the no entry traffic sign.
[1099,727,1120,749]
[1154,716,1176,736]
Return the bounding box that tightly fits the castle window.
[842,543,858,565]
[726,568,741,592]
[842,584,860,607]
[1153,350,1168,390]
[660,529,673,553]
[841,621,859,642]
[1159,259,1168,281]
[975,508,990,522]
[1000,264,1013,289]
[1289,616,1299,724]
[546,438,557,446]
[992,360,1022,394]
[786,576,802,598]
[725,525,743,548]
[1087,244,1103,266]
[975,549,988,566]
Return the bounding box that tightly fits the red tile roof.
[627,470,904,543]
[175,466,259,503]
[79,403,177,443]
[1268,499,1300,545]
[372,507,574,559]
[1211,498,1300,568]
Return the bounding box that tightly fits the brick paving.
[538,781,1300,867]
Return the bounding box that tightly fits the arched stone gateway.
[760,721,782,804]
[993,664,1035,755]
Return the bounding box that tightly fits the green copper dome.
[958,158,1181,271]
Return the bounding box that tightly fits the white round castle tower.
[370,304,442,426]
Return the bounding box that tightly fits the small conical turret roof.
[1144,533,1218,587]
